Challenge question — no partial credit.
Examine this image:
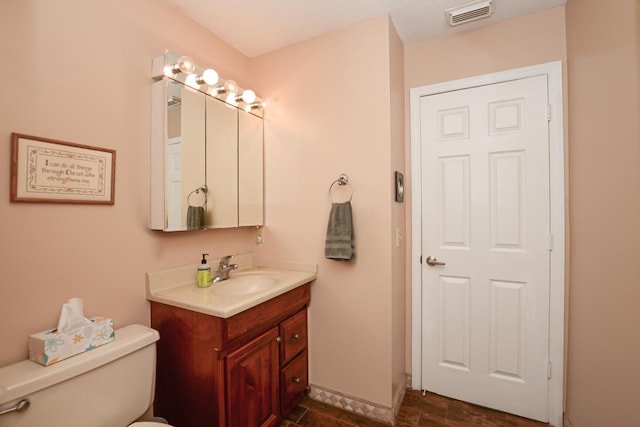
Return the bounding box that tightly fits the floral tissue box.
[28,317,114,366]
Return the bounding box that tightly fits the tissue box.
[28,317,114,366]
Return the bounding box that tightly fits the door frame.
[410,61,565,426]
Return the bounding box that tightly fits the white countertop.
[146,254,317,318]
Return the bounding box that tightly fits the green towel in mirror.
[187,206,206,230]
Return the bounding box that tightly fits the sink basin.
[210,270,285,296]
[148,258,317,318]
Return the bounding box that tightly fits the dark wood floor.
[280,390,549,426]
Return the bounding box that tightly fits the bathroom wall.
[5,1,639,424]
[389,20,407,406]
[565,0,640,425]
[405,3,640,425]
[252,16,405,408]
[0,0,258,367]
[0,0,407,411]
[403,5,568,380]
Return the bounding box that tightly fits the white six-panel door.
[420,75,551,422]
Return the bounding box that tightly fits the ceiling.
[160,0,567,58]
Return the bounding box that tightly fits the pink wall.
[565,0,640,425]
[252,16,405,407]
[389,20,408,402]
[7,1,638,423]
[0,0,257,367]
[403,6,568,377]
[0,0,407,411]
[404,8,568,89]
[406,4,640,425]
[0,2,407,410]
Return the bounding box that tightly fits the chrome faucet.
[212,255,238,283]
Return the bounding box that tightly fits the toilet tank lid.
[0,324,159,406]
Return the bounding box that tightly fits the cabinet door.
[226,327,280,427]
[238,110,264,226]
[206,96,238,228]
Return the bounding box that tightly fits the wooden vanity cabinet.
[151,283,310,427]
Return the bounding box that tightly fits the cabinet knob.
[276,336,282,343]
[292,333,300,340]
[293,377,301,384]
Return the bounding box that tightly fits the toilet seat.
[129,422,174,427]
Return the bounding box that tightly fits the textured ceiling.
[160,0,567,58]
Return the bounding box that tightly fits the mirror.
[151,78,264,231]
[238,111,264,226]
[166,82,206,231]
[206,94,238,228]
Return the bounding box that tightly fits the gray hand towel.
[187,206,206,230]
[325,201,355,260]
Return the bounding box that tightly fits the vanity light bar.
[151,50,264,115]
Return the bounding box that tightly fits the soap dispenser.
[198,253,211,288]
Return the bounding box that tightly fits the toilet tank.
[0,324,160,427]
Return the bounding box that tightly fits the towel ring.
[328,174,353,202]
[187,185,208,207]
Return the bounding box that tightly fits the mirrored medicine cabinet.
[150,52,264,232]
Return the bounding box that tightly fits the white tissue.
[56,297,93,332]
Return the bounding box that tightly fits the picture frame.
[395,171,404,203]
[10,133,116,204]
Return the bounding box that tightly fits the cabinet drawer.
[279,308,307,365]
[280,349,308,416]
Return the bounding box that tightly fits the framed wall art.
[10,133,116,204]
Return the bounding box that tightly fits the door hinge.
[547,361,552,379]
[549,233,553,251]
[547,104,551,122]
[420,255,423,264]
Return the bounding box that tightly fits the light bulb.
[196,69,219,85]
[170,56,195,74]
[185,74,199,89]
[214,79,239,95]
[235,89,256,104]
[224,80,238,94]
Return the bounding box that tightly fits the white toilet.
[0,324,172,427]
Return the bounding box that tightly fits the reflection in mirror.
[206,96,238,228]
[239,111,264,226]
[166,84,181,230]
[166,81,206,231]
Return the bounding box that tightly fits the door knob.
[425,256,446,266]
[0,399,30,416]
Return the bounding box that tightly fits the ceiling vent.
[446,0,494,27]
